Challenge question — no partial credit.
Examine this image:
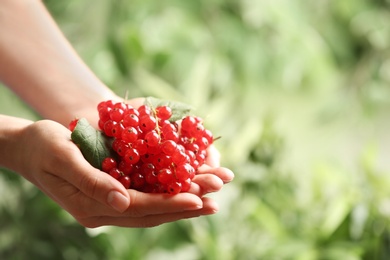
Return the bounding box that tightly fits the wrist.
[0,115,33,173]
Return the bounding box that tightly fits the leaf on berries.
[144,96,193,122]
[71,118,114,170]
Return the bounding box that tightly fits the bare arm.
[0,0,117,125]
[0,0,233,228]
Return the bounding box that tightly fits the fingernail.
[186,202,203,211]
[107,191,130,213]
[224,168,235,182]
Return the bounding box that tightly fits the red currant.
[109,168,122,179]
[156,106,172,121]
[68,118,79,132]
[145,130,161,147]
[119,175,131,189]
[102,157,117,173]
[123,148,140,165]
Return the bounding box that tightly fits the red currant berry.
[163,130,179,142]
[119,175,131,189]
[116,140,130,157]
[142,164,158,185]
[98,119,105,130]
[134,139,148,155]
[109,168,122,180]
[123,113,139,127]
[185,142,200,154]
[175,163,195,181]
[156,106,172,121]
[145,130,161,147]
[157,168,174,184]
[203,129,214,145]
[154,154,171,169]
[118,160,133,176]
[110,108,124,122]
[167,181,182,195]
[124,148,140,165]
[103,120,117,137]
[185,150,196,164]
[68,118,79,132]
[181,116,197,132]
[131,172,145,190]
[139,114,157,132]
[196,137,210,150]
[172,150,187,165]
[98,106,112,122]
[137,105,151,116]
[146,143,162,155]
[102,157,117,173]
[97,100,114,111]
[121,126,138,143]
[161,140,177,156]
[161,123,177,134]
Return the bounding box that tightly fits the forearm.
[0,0,117,126]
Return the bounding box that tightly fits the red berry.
[203,129,214,145]
[121,126,138,143]
[119,175,131,189]
[139,114,157,132]
[123,113,139,127]
[103,120,117,137]
[181,116,197,132]
[68,118,79,132]
[145,130,161,147]
[131,172,145,190]
[147,144,162,155]
[142,163,158,185]
[134,139,148,155]
[115,140,129,157]
[123,148,140,165]
[97,100,114,111]
[175,163,195,181]
[167,181,182,195]
[161,140,177,156]
[102,157,117,173]
[98,106,112,122]
[156,106,172,121]
[157,168,174,184]
[114,101,127,111]
[109,168,122,179]
[172,150,187,165]
[154,154,171,169]
[118,160,133,176]
[138,105,152,116]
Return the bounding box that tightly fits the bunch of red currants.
[88,100,214,194]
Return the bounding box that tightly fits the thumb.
[64,152,131,213]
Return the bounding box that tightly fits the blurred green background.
[1,0,390,259]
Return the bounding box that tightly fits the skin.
[0,0,234,228]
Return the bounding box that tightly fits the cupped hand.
[16,120,219,228]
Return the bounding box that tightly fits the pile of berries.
[89,100,213,194]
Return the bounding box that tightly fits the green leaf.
[71,118,113,170]
[144,96,193,122]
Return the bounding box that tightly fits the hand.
[16,120,220,228]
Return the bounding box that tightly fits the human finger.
[81,197,218,228]
[197,164,234,184]
[204,145,221,167]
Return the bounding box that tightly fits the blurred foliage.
[1,0,390,259]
